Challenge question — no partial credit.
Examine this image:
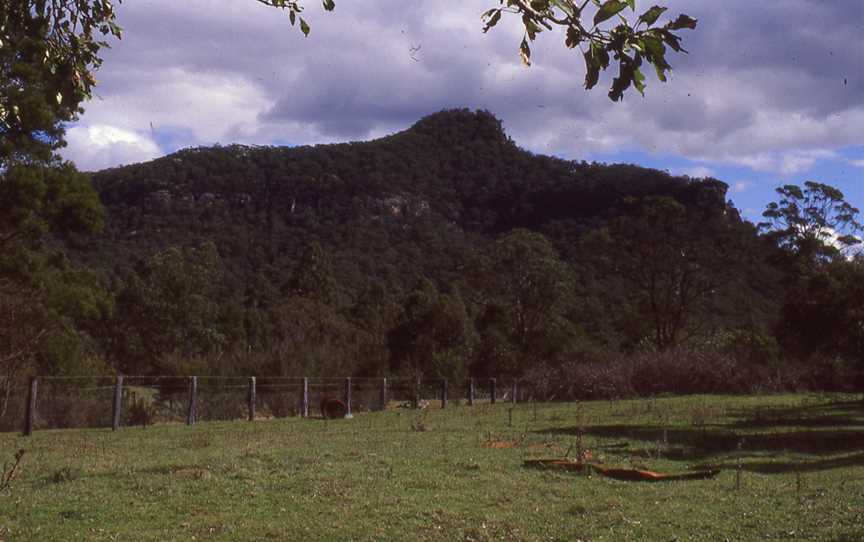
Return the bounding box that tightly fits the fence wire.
[8,376,539,433]
[0,377,28,433]
[34,377,115,430]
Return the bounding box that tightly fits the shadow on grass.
[726,399,864,430]
[534,397,864,473]
[694,452,864,474]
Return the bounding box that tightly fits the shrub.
[523,348,840,401]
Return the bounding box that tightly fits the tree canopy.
[759,181,862,266]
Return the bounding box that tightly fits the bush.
[523,348,844,401]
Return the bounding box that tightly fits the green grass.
[2,394,864,541]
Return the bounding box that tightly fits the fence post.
[441,379,448,409]
[344,377,353,418]
[468,378,475,406]
[490,378,497,404]
[380,377,388,411]
[302,378,309,418]
[248,377,256,422]
[511,380,518,404]
[413,377,421,409]
[23,377,38,437]
[186,376,197,426]
[112,376,124,431]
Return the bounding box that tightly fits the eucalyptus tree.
[760,182,863,363]
[760,181,863,267]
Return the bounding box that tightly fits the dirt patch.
[483,441,518,449]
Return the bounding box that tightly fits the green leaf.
[660,30,684,52]
[519,37,532,66]
[642,35,665,58]
[625,0,636,11]
[583,50,601,89]
[483,10,502,33]
[592,41,610,68]
[638,6,667,27]
[323,0,336,11]
[565,26,582,48]
[608,56,634,101]
[531,0,550,11]
[523,15,541,40]
[594,0,627,26]
[583,43,608,89]
[652,61,668,82]
[289,10,296,25]
[667,14,698,30]
[633,67,646,96]
[300,18,310,37]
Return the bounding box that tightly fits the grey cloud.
[666,0,863,115]
[71,0,863,176]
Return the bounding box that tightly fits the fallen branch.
[0,449,25,492]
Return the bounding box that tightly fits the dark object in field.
[523,459,720,482]
[0,449,25,492]
[320,397,347,419]
[598,467,720,482]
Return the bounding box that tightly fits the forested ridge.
[7,110,862,393]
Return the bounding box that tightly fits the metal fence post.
[344,377,353,418]
[380,377,388,411]
[23,377,38,436]
[302,377,309,418]
[490,378,497,404]
[413,377,421,409]
[112,376,124,431]
[511,380,518,404]
[248,377,256,421]
[441,379,448,409]
[468,378,475,406]
[186,376,197,425]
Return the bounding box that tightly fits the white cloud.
[732,181,753,193]
[779,150,839,175]
[81,68,273,145]
[63,125,161,171]
[713,149,840,176]
[848,159,864,168]
[64,0,864,178]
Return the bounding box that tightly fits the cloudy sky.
[62,0,863,220]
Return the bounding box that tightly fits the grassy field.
[1,393,864,541]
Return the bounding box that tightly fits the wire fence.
[1,375,541,435]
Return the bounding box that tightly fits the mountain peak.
[407,109,512,147]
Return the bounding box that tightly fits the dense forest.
[4,110,862,395]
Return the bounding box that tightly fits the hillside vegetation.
[3,110,862,393]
